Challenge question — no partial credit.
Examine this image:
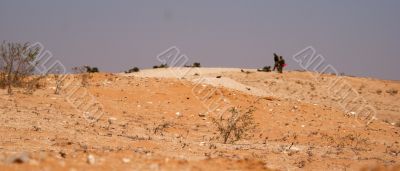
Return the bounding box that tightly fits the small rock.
[199,142,206,146]
[59,151,67,158]
[108,117,117,124]
[32,125,41,131]
[87,154,95,165]
[8,152,30,164]
[198,113,206,117]
[122,158,131,163]
[216,76,222,78]
[176,112,182,117]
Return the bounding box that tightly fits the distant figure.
[272,53,279,71]
[277,56,286,73]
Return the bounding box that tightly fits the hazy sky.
[1,0,399,80]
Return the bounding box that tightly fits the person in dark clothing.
[272,53,279,71]
[277,56,286,73]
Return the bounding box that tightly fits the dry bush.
[330,133,371,153]
[153,121,173,136]
[84,66,99,73]
[53,73,67,94]
[125,67,140,73]
[192,62,201,67]
[72,66,92,87]
[0,41,41,94]
[211,107,257,144]
[24,75,47,94]
[376,89,382,95]
[384,143,400,157]
[386,88,398,96]
[153,63,168,69]
[44,64,67,94]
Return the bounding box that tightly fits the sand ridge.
[0,68,399,170]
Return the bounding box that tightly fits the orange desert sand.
[0,68,399,170]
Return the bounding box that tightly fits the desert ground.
[0,68,399,170]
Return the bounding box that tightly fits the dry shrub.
[84,66,99,73]
[192,62,201,67]
[125,67,140,73]
[72,66,92,87]
[53,74,66,94]
[386,88,398,96]
[0,41,40,94]
[335,133,370,152]
[24,75,47,94]
[153,63,168,69]
[212,107,257,144]
[153,121,173,136]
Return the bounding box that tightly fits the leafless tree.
[0,41,40,94]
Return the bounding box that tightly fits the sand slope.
[0,68,399,170]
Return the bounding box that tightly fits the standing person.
[272,53,279,71]
[278,56,286,73]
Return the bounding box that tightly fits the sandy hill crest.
[0,68,399,170]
